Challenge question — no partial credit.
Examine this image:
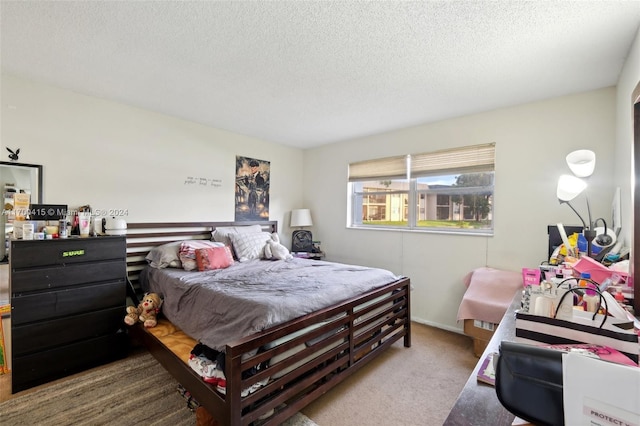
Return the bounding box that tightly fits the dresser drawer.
[10,236,125,269]
[12,306,124,357]
[11,280,125,325]
[12,332,127,393]
[11,260,125,293]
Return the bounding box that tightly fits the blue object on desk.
[605,253,620,262]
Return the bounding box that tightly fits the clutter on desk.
[8,204,113,240]
[548,226,628,267]
[515,301,639,364]
[521,261,636,321]
[536,230,634,317]
[517,249,640,365]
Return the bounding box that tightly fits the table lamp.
[290,209,314,252]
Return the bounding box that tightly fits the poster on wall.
[235,156,270,222]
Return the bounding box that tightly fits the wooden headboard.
[125,221,278,298]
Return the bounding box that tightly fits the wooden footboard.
[125,222,411,426]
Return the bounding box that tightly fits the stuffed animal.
[264,239,293,260]
[124,293,162,328]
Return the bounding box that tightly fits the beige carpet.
[0,351,316,426]
[0,323,476,426]
[301,322,478,426]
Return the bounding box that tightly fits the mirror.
[0,161,43,263]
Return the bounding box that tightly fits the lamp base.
[583,229,596,258]
[292,230,314,252]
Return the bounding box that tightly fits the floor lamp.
[556,149,611,257]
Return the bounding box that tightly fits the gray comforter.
[141,258,400,351]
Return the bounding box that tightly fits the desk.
[444,291,521,426]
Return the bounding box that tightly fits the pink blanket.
[457,267,522,324]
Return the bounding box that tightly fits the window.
[348,143,495,233]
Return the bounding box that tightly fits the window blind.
[410,143,495,177]
[348,143,495,181]
[348,155,408,181]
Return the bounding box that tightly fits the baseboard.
[411,317,465,335]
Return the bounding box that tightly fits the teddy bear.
[124,293,162,328]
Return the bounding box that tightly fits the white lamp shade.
[290,209,313,227]
[557,174,587,201]
[566,150,596,178]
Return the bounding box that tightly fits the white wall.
[1,71,628,334]
[0,75,304,244]
[304,89,617,332]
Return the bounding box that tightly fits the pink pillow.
[179,240,225,271]
[195,246,234,271]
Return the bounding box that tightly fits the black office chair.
[494,341,565,426]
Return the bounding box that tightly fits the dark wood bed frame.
[125,221,411,426]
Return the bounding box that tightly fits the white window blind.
[348,155,408,181]
[348,143,495,181]
[411,143,495,177]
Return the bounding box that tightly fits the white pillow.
[146,241,183,269]
[229,232,272,262]
[212,224,263,247]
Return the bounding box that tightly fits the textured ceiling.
[2,1,640,149]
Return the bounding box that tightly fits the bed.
[125,221,411,426]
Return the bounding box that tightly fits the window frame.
[347,143,495,235]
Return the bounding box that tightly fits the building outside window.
[348,143,495,234]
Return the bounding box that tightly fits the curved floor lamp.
[557,174,596,256]
[556,150,611,258]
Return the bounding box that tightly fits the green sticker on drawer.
[62,249,85,257]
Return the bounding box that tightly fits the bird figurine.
[6,147,20,161]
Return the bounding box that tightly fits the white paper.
[563,352,640,426]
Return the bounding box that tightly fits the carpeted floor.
[0,322,477,426]
[0,351,316,426]
[0,351,194,425]
[301,322,478,426]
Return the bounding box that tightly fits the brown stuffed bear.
[124,293,162,328]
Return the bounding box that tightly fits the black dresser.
[10,236,127,392]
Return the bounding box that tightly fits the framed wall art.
[235,156,270,222]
